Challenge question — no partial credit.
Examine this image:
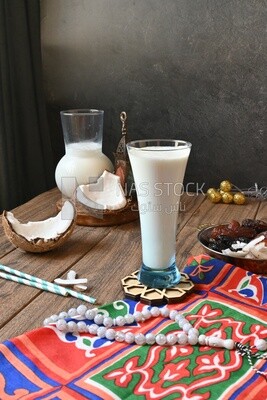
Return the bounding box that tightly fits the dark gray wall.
[41,0,266,189]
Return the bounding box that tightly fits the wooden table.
[0,188,266,342]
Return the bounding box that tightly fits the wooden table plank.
[255,200,267,220]
[177,193,205,233]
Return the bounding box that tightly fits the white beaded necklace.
[44,304,267,378]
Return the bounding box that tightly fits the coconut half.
[76,170,127,210]
[2,200,76,253]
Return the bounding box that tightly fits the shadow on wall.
[41,0,266,189]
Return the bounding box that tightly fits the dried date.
[208,218,267,256]
[210,220,256,240]
[242,219,267,233]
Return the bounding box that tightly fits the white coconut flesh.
[5,200,75,242]
[77,170,127,210]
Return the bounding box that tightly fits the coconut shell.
[57,196,139,226]
[2,204,76,253]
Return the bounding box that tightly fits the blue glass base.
[138,262,181,289]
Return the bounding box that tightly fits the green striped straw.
[0,264,96,304]
[64,287,96,304]
[0,270,68,297]
[0,264,68,295]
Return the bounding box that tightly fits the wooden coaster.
[121,270,194,305]
[56,197,139,226]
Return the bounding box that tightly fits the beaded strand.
[44,305,267,377]
[44,305,267,359]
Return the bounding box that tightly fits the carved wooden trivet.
[121,270,194,305]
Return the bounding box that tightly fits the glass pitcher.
[55,109,113,197]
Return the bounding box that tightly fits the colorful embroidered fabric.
[0,255,266,399]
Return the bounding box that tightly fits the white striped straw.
[0,271,68,297]
[64,287,96,304]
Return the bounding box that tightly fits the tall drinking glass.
[127,139,192,288]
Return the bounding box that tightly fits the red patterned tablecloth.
[0,255,266,399]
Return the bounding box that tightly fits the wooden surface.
[0,188,266,342]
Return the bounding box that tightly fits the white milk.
[128,145,191,269]
[55,141,113,197]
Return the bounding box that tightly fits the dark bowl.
[198,225,267,275]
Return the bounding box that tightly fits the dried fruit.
[242,219,267,233]
[210,220,256,240]
[228,220,240,231]
[207,218,267,259]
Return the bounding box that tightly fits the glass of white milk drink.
[55,109,113,197]
[127,139,191,288]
